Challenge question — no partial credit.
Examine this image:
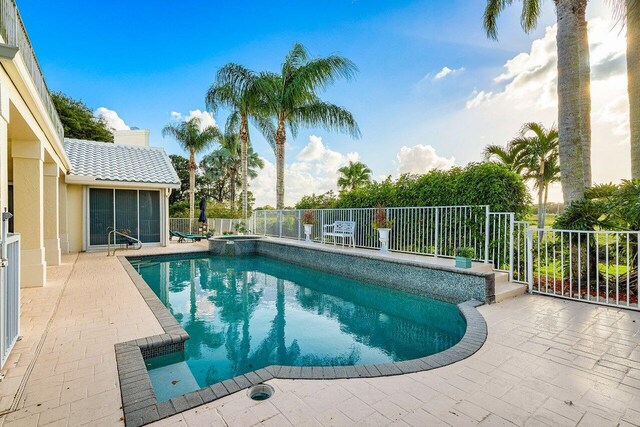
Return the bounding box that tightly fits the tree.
[509,123,560,228]
[482,144,526,174]
[52,92,114,142]
[259,43,361,209]
[206,65,275,220]
[337,161,372,191]
[483,0,591,204]
[162,117,220,224]
[169,155,190,205]
[609,0,640,178]
[200,133,264,210]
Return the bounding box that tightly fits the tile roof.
[63,138,180,187]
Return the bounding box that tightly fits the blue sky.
[20,0,627,205]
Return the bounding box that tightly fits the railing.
[0,0,64,141]
[528,228,639,310]
[169,218,245,236]
[0,233,19,368]
[251,206,492,262]
[107,229,142,256]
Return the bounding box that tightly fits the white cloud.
[434,66,465,80]
[94,107,130,131]
[169,110,218,130]
[396,144,455,175]
[250,135,359,207]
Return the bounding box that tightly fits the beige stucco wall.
[66,184,83,253]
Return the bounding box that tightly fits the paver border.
[115,252,488,427]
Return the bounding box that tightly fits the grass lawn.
[526,213,557,228]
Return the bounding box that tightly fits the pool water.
[129,254,466,402]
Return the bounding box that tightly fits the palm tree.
[484,0,590,203]
[162,117,220,226]
[206,65,275,220]
[337,161,372,191]
[482,144,526,174]
[259,43,361,209]
[201,134,264,210]
[510,123,560,228]
[609,0,640,179]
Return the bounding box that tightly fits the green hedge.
[333,163,531,218]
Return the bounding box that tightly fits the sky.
[20,0,630,206]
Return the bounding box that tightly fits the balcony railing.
[0,0,63,141]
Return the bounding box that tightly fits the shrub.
[372,205,393,229]
[302,210,316,224]
[456,247,475,258]
[332,163,531,217]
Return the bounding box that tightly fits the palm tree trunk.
[543,184,549,226]
[556,0,586,204]
[275,119,286,210]
[628,0,640,179]
[229,170,237,211]
[577,5,592,187]
[537,175,545,229]
[240,113,250,220]
[189,149,196,233]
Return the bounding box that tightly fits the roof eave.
[65,174,181,189]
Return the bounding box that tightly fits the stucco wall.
[66,184,83,253]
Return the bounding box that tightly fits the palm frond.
[292,101,361,138]
[484,0,513,40]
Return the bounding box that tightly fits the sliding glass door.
[89,188,161,246]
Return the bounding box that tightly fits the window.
[89,189,161,246]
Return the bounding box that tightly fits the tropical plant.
[302,210,316,225]
[337,161,372,191]
[372,205,393,229]
[200,132,264,210]
[455,247,475,259]
[258,43,361,209]
[482,143,526,174]
[295,191,339,209]
[509,123,560,228]
[483,0,591,203]
[162,117,220,223]
[52,92,114,142]
[206,64,275,220]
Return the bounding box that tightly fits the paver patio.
[0,244,638,426]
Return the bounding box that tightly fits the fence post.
[297,210,301,240]
[509,213,514,282]
[484,206,490,264]
[434,208,439,258]
[527,227,534,293]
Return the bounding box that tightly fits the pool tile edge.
[115,254,488,427]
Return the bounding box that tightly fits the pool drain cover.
[248,384,274,401]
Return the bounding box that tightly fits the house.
[63,131,180,252]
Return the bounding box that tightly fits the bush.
[333,163,531,218]
[170,200,241,219]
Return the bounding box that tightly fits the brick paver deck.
[0,244,638,426]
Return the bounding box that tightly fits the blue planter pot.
[455,256,472,269]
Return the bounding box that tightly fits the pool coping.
[115,252,489,427]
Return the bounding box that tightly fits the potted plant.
[301,210,316,243]
[455,247,475,269]
[372,205,393,253]
[234,222,248,235]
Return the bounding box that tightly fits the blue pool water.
[129,254,466,401]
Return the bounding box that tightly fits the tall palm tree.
[206,65,275,220]
[337,161,372,191]
[510,123,560,228]
[482,144,526,174]
[609,0,640,179]
[484,0,590,203]
[162,117,220,226]
[259,43,361,209]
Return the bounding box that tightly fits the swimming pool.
[128,253,466,402]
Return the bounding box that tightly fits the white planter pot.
[303,224,313,242]
[377,228,391,252]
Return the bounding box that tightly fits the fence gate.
[0,211,20,367]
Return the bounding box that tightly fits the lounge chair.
[170,230,207,243]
